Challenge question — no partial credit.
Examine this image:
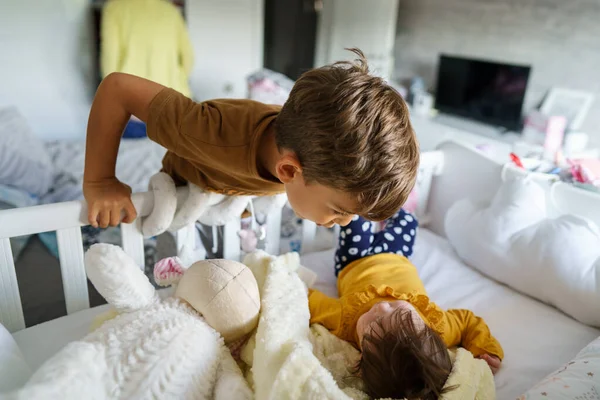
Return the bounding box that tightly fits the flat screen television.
[434,55,531,131]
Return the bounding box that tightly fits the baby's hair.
[358,308,457,400]
[275,48,419,221]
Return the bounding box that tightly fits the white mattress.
[12,305,111,370]
[300,229,600,400]
[11,229,600,399]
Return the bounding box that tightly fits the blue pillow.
[123,119,147,139]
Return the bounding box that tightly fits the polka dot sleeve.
[334,210,418,276]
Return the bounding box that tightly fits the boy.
[83,49,419,231]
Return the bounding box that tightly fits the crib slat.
[175,223,205,261]
[121,219,145,270]
[223,218,241,261]
[301,220,317,254]
[264,208,282,256]
[0,238,25,332]
[419,150,444,176]
[413,151,444,226]
[56,227,90,314]
[175,224,194,253]
[416,167,433,221]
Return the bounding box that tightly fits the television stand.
[409,111,521,163]
[432,113,520,144]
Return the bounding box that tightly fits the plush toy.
[157,256,261,343]
[142,172,287,238]
[3,244,257,399]
[238,228,260,253]
[96,245,262,346]
[238,211,268,253]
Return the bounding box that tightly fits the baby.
[309,211,503,399]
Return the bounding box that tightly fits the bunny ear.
[154,256,186,287]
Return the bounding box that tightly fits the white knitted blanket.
[2,298,252,400]
[2,244,252,400]
[241,251,357,399]
[2,249,494,400]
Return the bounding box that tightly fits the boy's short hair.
[275,48,419,221]
[359,309,456,399]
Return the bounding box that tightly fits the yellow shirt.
[308,254,504,360]
[101,0,194,97]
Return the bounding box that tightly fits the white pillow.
[0,107,54,196]
[519,335,600,399]
[445,177,600,327]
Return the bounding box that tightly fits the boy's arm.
[442,309,504,361]
[84,73,165,228]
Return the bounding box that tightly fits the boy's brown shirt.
[147,88,285,196]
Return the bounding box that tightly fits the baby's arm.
[308,289,343,333]
[84,73,165,228]
[443,309,504,361]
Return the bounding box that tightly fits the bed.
[1,141,600,399]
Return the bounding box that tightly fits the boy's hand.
[477,354,501,375]
[84,178,137,228]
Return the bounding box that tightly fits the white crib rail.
[0,187,285,332]
[0,189,192,333]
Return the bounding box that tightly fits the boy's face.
[285,179,357,227]
[276,160,356,227]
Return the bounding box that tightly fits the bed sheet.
[300,229,600,400]
[43,138,166,204]
[11,288,174,373]
[12,304,111,372]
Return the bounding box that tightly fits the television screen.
[434,55,531,131]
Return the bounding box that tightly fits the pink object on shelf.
[543,116,567,160]
[569,158,600,186]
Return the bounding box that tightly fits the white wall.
[187,0,264,101]
[315,0,399,79]
[394,0,600,145]
[0,0,264,141]
[0,0,95,141]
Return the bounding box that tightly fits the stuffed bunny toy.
[3,244,257,400]
[142,172,287,238]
